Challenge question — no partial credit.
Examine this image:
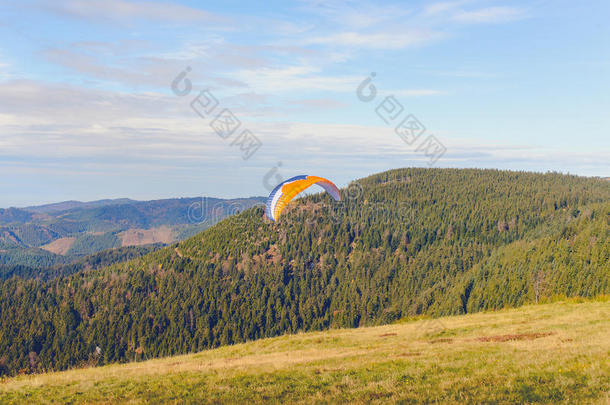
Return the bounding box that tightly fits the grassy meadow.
[1,298,608,404]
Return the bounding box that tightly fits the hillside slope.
[432,201,609,315]
[0,299,608,404]
[0,168,608,376]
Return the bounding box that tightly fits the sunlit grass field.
[1,298,608,404]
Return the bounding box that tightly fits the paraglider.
[265,175,341,222]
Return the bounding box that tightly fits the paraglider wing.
[265,175,341,222]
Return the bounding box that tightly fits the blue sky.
[1,0,608,207]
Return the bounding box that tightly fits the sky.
[1,0,609,207]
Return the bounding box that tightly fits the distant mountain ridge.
[0,196,266,267]
[0,207,34,224]
[23,198,137,213]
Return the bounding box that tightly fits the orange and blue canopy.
[265,175,341,222]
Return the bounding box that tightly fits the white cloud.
[42,44,256,90]
[452,6,526,24]
[232,65,361,93]
[31,1,527,98]
[423,0,471,16]
[425,4,453,16]
[42,0,223,24]
[304,30,445,50]
[0,79,426,164]
[295,1,526,52]
[299,0,413,29]
[1,78,606,200]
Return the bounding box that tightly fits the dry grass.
[1,298,608,404]
[475,332,555,342]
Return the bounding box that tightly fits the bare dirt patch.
[475,332,554,342]
[119,226,175,246]
[428,338,453,344]
[40,237,76,255]
[379,333,398,338]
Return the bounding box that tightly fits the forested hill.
[0,168,608,375]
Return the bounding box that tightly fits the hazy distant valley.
[0,196,265,270]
